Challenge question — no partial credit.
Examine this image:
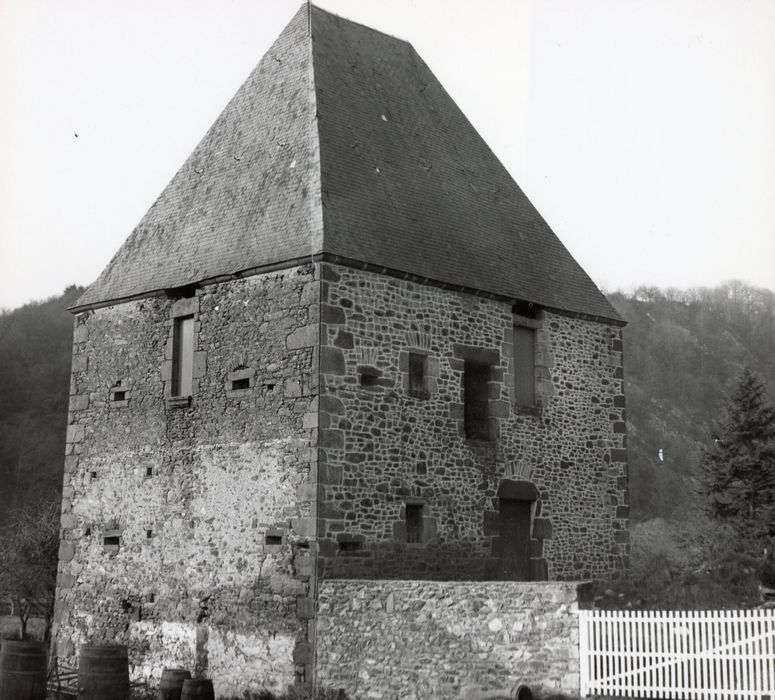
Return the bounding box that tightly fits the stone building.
[53,5,628,697]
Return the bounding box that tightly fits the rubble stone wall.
[316,263,628,581]
[316,579,590,699]
[53,265,320,698]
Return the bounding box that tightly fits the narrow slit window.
[172,316,194,397]
[339,540,362,552]
[406,504,424,543]
[265,534,282,545]
[464,361,490,440]
[231,378,250,391]
[408,353,427,398]
[514,326,536,407]
[359,367,380,386]
[103,535,120,547]
[112,390,126,402]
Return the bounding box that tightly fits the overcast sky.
[1,0,773,311]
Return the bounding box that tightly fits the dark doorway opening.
[498,498,531,580]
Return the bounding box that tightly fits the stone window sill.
[514,404,542,417]
[226,388,252,399]
[464,437,496,447]
[165,396,191,410]
[407,390,430,400]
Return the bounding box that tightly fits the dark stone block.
[611,339,624,352]
[529,539,543,558]
[296,596,315,619]
[497,479,539,501]
[322,304,346,325]
[293,642,313,665]
[319,394,345,415]
[615,530,630,543]
[490,400,511,418]
[336,532,365,543]
[452,344,500,365]
[318,429,344,449]
[616,506,630,520]
[449,403,464,420]
[320,347,345,375]
[333,331,354,349]
[614,395,626,408]
[611,448,628,463]
[613,421,627,434]
[447,357,465,372]
[532,517,553,539]
[318,463,343,485]
[320,265,340,282]
[614,366,624,378]
[319,502,344,519]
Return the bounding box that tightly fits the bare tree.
[0,497,60,639]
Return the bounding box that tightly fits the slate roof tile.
[75,4,621,323]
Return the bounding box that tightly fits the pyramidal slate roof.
[74,4,621,322]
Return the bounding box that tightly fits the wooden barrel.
[77,644,129,700]
[181,678,214,700]
[0,640,48,700]
[158,668,191,700]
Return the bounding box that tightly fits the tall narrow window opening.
[408,353,427,398]
[172,316,194,397]
[406,504,424,543]
[464,361,490,440]
[513,326,536,407]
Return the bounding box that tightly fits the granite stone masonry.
[53,267,321,698]
[316,263,629,582]
[316,579,591,699]
[54,6,629,697]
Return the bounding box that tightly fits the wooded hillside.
[0,286,83,524]
[611,282,775,525]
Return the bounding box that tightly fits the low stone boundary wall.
[315,580,590,699]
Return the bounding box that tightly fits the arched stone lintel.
[497,479,539,501]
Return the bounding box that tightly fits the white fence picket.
[579,608,775,699]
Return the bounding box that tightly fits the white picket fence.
[579,609,775,699]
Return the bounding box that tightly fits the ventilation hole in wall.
[148,593,156,603]
[360,374,378,387]
[296,541,310,549]
[231,378,250,391]
[103,535,120,547]
[90,471,97,480]
[84,528,91,537]
[146,467,153,477]
[265,534,282,545]
[146,529,153,539]
[339,540,362,552]
[265,383,275,391]
[112,391,126,402]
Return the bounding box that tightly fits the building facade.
[54,5,627,697]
